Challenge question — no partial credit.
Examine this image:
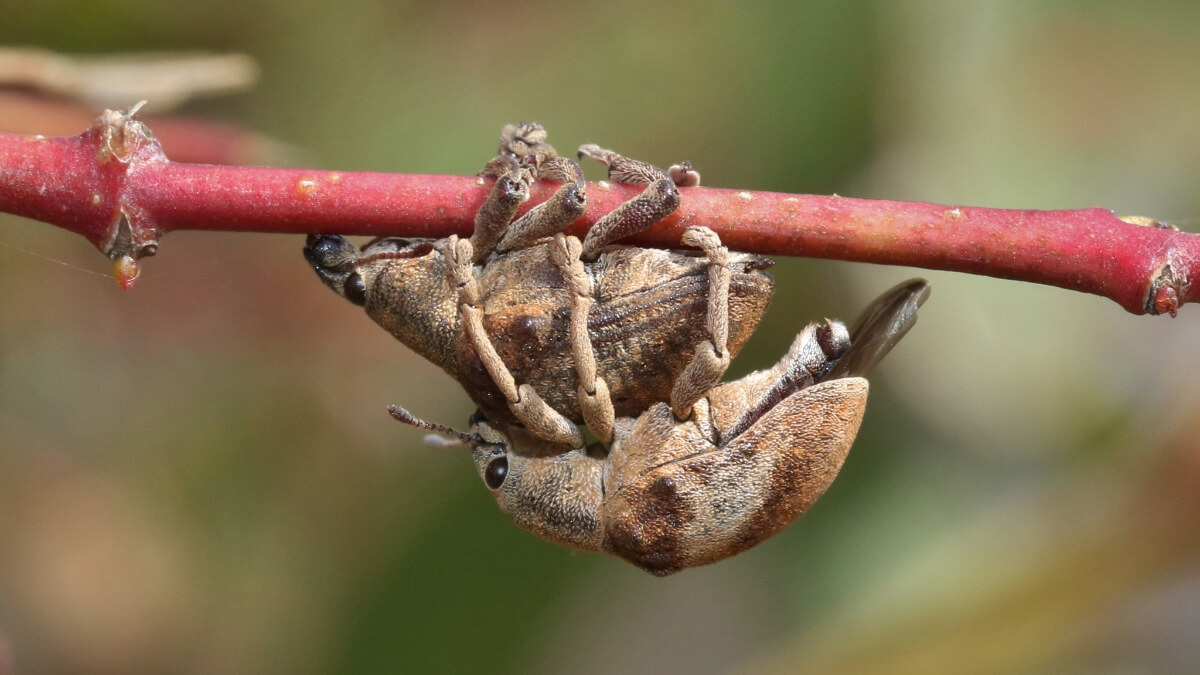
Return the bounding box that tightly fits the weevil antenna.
[387,404,479,447]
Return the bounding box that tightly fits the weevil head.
[387,405,607,553]
[304,235,460,373]
[303,235,438,309]
[466,412,607,553]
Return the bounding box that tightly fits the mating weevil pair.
[305,123,929,575]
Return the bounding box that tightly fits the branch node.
[86,104,168,288]
[1147,263,1180,317]
[97,101,151,163]
[102,206,160,270]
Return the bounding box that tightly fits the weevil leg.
[479,122,557,177]
[498,121,555,161]
[444,235,584,448]
[577,144,685,259]
[470,154,530,263]
[550,233,615,444]
[477,123,594,256]
[495,159,588,253]
[669,226,733,421]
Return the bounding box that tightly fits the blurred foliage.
[2,1,1200,673]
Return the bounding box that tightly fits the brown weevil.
[305,123,774,450]
[392,279,930,575]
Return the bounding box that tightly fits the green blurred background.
[3,2,1200,673]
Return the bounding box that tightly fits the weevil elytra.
[392,279,930,575]
[305,123,774,450]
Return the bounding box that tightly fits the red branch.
[0,109,1195,315]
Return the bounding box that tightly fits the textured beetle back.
[601,378,867,575]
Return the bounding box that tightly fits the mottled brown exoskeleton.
[392,279,930,575]
[305,123,773,450]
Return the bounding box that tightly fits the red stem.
[0,110,1194,315]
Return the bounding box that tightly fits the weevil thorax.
[355,240,464,375]
[597,401,717,575]
[467,415,606,553]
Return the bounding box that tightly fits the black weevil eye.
[343,272,367,306]
[484,455,508,489]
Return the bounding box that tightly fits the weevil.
[305,123,774,449]
[392,279,930,575]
